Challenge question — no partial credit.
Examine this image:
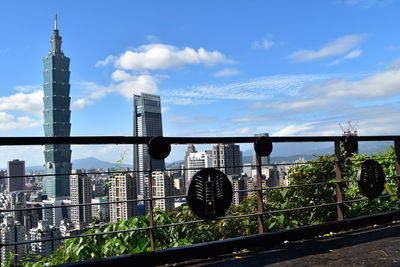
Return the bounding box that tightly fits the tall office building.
[109,173,137,223]
[70,170,92,229]
[133,93,165,198]
[212,144,242,176]
[42,16,72,198]
[6,159,25,192]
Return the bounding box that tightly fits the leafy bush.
[19,147,399,266]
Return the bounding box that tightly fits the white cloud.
[95,55,115,67]
[273,122,317,136]
[0,90,43,116]
[165,74,330,101]
[163,98,215,105]
[111,69,133,81]
[14,85,41,93]
[329,48,362,65]
[214,68,240,77]
[161,107,170,114]
[78,73,158,102]
[253,39,275,49]
[252,65,400,113]
[114,74,158,98]
[323,68,400,97]
[289,34,365,62]
[71,98,94,110]
[97,44,236,70]
[0,112,41,131]
[344,48,362,59]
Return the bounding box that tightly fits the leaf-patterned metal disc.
[187,168,233,220]
[357,159,385,199]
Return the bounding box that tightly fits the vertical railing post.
[394,140,400,208]
[147,161,155,251]
[255,154,264,234]
[334,141,344,221]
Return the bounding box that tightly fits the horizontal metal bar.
[263,202,339,215]
[0,225,152,247]
[0,135,399,146]
[0,198,151,213]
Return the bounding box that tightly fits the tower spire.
[50,14,62,54]
[54,14,58,30]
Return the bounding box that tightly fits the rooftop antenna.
[339,120,358,136]
[54,14,58,30]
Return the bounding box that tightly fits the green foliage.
[15,146,399,266]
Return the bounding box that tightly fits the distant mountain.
[242,154,317,164]
[166,160,184,169]
[72,157,132,169]
[25,141,392,171]
[26,165,44,172]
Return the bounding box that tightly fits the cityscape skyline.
[1,1,400,167]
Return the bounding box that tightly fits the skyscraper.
[6,159,25,192]
[42,15,72,198]
[70,170,92,229]
[212,144,242,176]
[133,93,165,198]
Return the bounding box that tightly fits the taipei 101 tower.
[42,15,72,199]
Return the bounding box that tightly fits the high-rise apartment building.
[42,16,72,198]
[231,175,248,206]
[148,171,174,212]
[70,170,92,229]
[183,144,197,188]
[133,93,165,198]
[212,144,242,176]
[0,216,27,267]
[6,159,25,192]
[29,220,62,258]
[109,173,137,223]
[187,152,211,182]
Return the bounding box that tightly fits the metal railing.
[0,135,400,264]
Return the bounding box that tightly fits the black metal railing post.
[255,153,264,234]
[147,161,155,251]
[334,141,344,221]
[394,140,400,208]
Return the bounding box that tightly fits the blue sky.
[1,0,400,167]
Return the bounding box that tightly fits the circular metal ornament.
[187,168,233,220]
[148,136,171,160]
[344,135,358,154]
[254,136,273,157]
[357,159,385,199]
